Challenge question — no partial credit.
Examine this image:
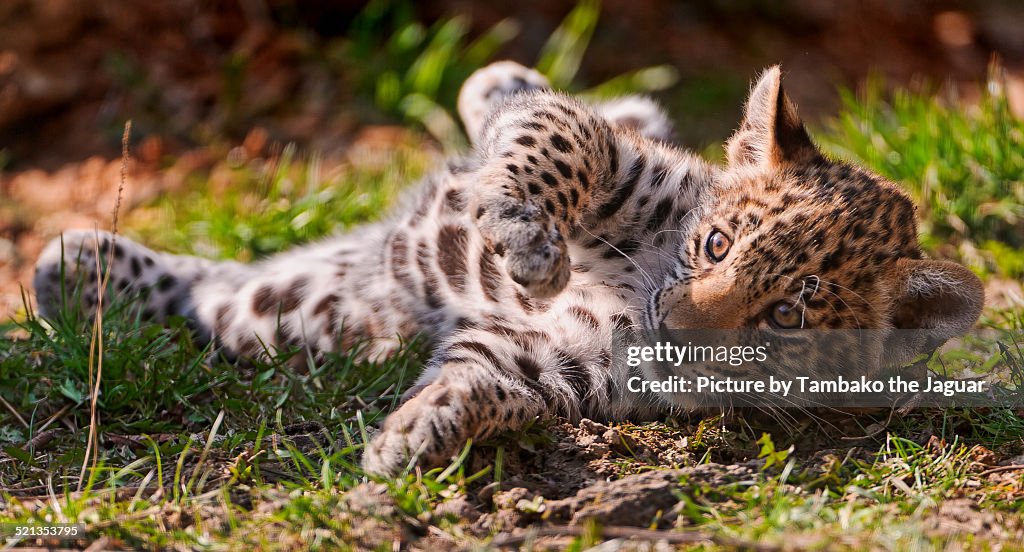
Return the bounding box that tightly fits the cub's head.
[653,67,983,362]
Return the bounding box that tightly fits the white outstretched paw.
[457,61,551,144]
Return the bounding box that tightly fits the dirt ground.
[335,417,1024,549]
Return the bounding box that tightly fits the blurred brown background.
[2,0,1022,167]
[0,0,1022,318]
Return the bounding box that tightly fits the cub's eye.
[769,301,802,329]
[704,230,731,262]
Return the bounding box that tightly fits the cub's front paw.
[478,199,571,299]
[361,384,466,477]
[503,225,570,299]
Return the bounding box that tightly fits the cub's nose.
[660,278,749,329]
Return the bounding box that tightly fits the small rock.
[477,481,500,504]
[579,418,611,435]
[433,495,481,522]
[544,470,686,527]
[493,487,534,511]
[344,482,395,518]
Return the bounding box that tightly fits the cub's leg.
[361,324,558,476]
[467,92,623,298]
[186,226,412,361]
[33,230,236,325]
[33,228,411,360]
[457,60,677,145]
[464,86,697,299]
[362,298,633,475]
[457,65,686,297]
[362,349,548,476]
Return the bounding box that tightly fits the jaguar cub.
[34,62,984,475]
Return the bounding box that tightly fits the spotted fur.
[33,63,984,475]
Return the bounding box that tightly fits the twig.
[46,473,63,520]
[979,464,1024,477]
[77,219,103,491]
[427,525,457,543]
[77,120,131,492]
[33,403,70,435]
[840,408,897,441]
[0,484,48,495]
[23,428,58,452]
[186,409,225,494]
[0,395,28,428]
[112,120,130,236]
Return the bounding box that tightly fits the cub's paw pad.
[504,226,570,299]
[477,200,570,298]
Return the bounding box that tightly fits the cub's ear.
[726,66,821,168]
[884,258,985,364]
